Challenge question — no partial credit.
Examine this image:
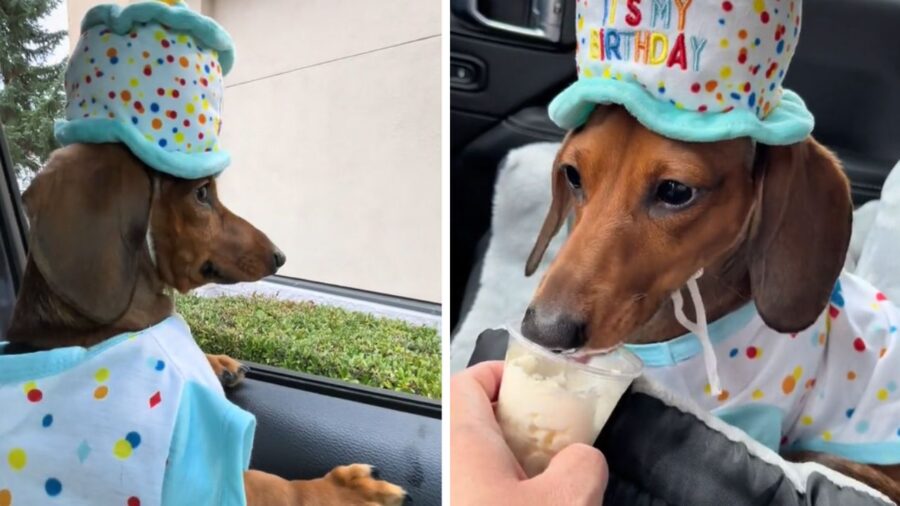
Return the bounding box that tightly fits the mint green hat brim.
[82,2,235,75]
[56,119,230,179]
[549,79,814,146]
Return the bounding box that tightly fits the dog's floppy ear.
[748,138,852,332]
[23,144,152,324]
[525,162,573,276]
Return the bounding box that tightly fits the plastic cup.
[496,323,643,477]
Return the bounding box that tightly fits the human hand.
[450,361,609,505]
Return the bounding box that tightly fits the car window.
[0,0,441,400]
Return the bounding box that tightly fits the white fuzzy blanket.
[451,142,900,373]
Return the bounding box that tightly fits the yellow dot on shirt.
[23,381,36,394]
[822,431,832,441]
[174,132,185,144]
[720,38,729,48]
[186,103,195,114]
[177,34,189,44]
[793,366,803,380]
[113,439,132,459]
[94,368,110,383]
[154,30,166,41]
[129,78,139,88]
[720,66,732,79]
[878,389,890,401]
[801,415,813,426]
[7,449,26,471]
[752,389,764,400]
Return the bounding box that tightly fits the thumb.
[530,443,609,505]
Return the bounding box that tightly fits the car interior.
[450,0,900,335]
[451,1,900,501]
[0,125,442,505]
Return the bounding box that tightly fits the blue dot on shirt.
[126,431,141,449]
[45,478,62,496]
[150,103,160,113]
[729,348,738,358]
[158,139,167,147]
[155,360,165,371]
[846,408,855,418]
[42,414,53,427]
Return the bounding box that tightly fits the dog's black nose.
[273,249,287,269]
[521,306,587,350]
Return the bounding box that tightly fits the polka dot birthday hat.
[550,0,814,145]
[55,0,235,179]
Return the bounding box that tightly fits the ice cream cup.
[496,323,643,477]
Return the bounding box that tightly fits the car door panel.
[230,367,443,505]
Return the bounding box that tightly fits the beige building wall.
[65,0,442,302]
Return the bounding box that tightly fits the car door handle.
[453,0,564,43]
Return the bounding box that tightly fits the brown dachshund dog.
[522,105,900,501]
[6,143,406,506]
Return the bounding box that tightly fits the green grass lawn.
[175,294,441,399]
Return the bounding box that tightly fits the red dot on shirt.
[127,497,141,506]
[27,389,43,402]
[690,83,701,93]
[853,337,866,352]
[722,1,733,11]
[746,346,759,359]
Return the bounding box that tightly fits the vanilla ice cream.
[496,327,642,477]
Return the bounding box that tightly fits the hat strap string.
[146,176,159,269]
[671,269,722,396]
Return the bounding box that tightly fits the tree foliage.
[0,0,67,180]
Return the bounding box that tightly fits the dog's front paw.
[205,353,249,388]
[318,464,408,506]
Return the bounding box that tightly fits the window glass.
[0,0,440,399]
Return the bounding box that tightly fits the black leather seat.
[784,0,900,205]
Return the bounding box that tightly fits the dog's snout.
[273,248,287,269]
[521,306,587,350]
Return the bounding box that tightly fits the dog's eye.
[563,165,582,190]
[656,180,695,207]
[195,184,210,204]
